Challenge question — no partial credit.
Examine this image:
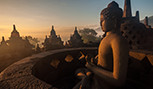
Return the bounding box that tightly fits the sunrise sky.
[0,0,153,42]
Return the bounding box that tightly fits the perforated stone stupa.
[120,0,153,50]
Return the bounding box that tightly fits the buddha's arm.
[86,37,129,87]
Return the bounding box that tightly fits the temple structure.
[0,36,9,56]
[144,16,152,29]
[10,25,20,38]
[43,26,64,50]
[67,27,83,47]
[0,25,33,57]
[0,1,153,89]
[0,36,7,47]
[35,44,41,53]
[123,0,132,17]
[120,0,153,50]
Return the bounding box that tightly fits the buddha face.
[100,15,116,32]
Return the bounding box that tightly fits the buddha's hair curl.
[100,1,123,22]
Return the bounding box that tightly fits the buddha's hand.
[79,51,98,65]
[86,54,98,65]
[86,55,93,63]
[79,52,93,62]
[85,61,95,70]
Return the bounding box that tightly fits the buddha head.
[100,1,123,32]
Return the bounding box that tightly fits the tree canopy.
[79,28,101,44]
[23,36,39,47]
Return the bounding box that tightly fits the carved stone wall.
[120,20,153,51]
[0,48,97,89]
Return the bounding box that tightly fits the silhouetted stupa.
[0,36,7,47]
[68,27,83,47]
[43,25,64,50]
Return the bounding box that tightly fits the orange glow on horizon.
[0,24,102,43]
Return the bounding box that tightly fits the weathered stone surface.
[128,50,153,89]
[1,47,153,89]
[0,47,97,89]
[129,50,153,65]
[129,51,146,61]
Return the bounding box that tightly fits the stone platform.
[0,48,97,89]
[0,48,153,89]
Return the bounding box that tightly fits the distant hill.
[141,16,153,27]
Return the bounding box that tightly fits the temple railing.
[32,47,98,89]
[0,47,98,89]
[0,47,153,89]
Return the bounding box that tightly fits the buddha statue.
[74,1,129,89]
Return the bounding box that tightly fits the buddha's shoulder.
[109,33,122,37]
[110,34,127,44]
